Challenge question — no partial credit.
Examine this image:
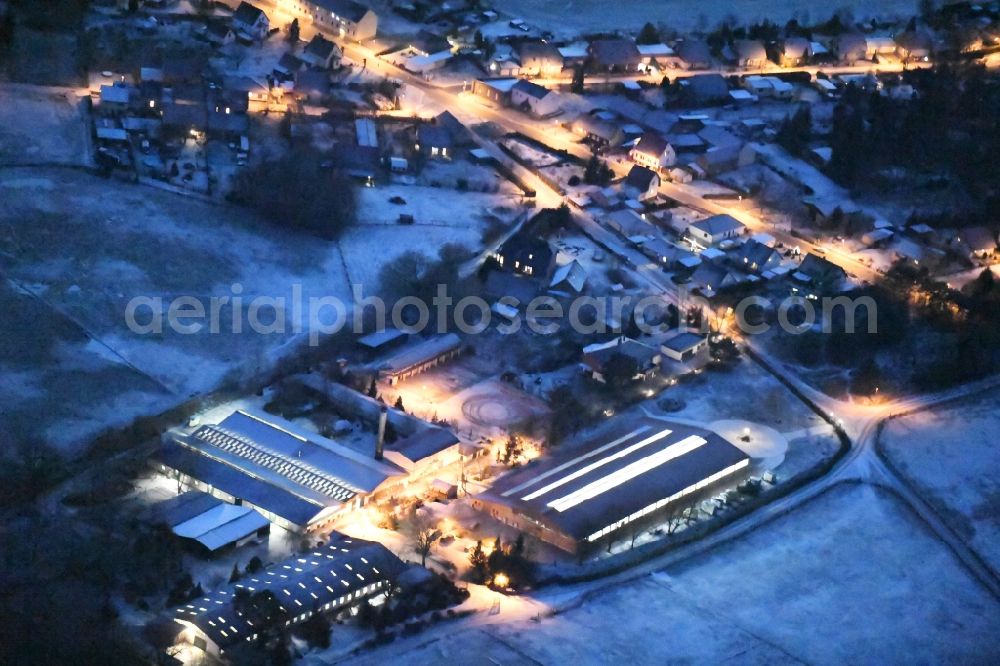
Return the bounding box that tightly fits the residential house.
[417,123,452,159]
[893,237,946,269]
[895,30,933,61]
[130,80,163,115]
[694,143,755,177]
[732,39,767,68]
[510,79,562,117]
[300,0,379,41]
[301,34,341,69]
[733,238,782,274]
[687,214,746,247]
[795,253,848,291]
[742,75,794,99]
[679,74,730,105]
[557,42,589,68]
[517,41,563,77]
[205,21,235,46]
[99,83,132,113]
[660,330,709,362]
[494,231,555,278]
[955,226,998,258]
[588,39,642,72]
[406,50,453,73]
[223,75,271,112]
[629,132,675,170]
[836,33,869,63]
[329,143,380,181]
[231,2,269,40]
[640,237,700,270]
[472,78,518,105]
[667,132,707,153]
[675,39,712,69]
[865,35,898,58]
[697,125,742,151]
[802,197,862,227]
[549,260,588,295]
[779,37,811,66]
[570,114,624,148]
[417,110,471,159]
[582,338,661,383]
[689,262,741,296]
[862,228,894,247]
[624,164,660,201]
[636,43,679,72]
[604,209,653,241]
[207,94,249,140]
[161,84,208,137]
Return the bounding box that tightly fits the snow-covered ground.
[345,482,1000,665]
[881,391,1000,574]
[644,356,820,431]
[0,84,90,166]
[0,167,352,451]
[492,0,919,37]
[340,183,525,288]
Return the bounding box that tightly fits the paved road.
[266,9,889,299]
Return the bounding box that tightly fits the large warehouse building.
[154,410,409,532]
[473,418,750,553]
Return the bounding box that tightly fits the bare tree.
[413,519,441,567]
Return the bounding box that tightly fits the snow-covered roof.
[550,259,588,293]
[636,43,675,57]
[476,77,519,93]
[100,84,131,104]
[157,410,407,528]
[407,50,453,70]
[475,418,749,545]
[379,334,462,377]
[690,214,745,237]
[172,503,269,552]
[176,533,406,650]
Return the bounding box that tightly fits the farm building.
[171,532,406,660]
[473,417,750,553]
[377,333,464,385]
[150,491,270,553]
[154,410,408,532]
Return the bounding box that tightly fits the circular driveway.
[710,419,788,469]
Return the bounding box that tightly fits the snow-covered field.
[646,356,820,431]
[881,391,1000,574]
[347,483,1000,665]
[340,184,525,288]
[0,167,351,451]
[0,84,89,166]
[0,169,538,451]
[493,0,919,36]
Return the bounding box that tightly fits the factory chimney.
[375,406,387,460]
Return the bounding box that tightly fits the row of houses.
[228,0,379,42]
[482,25,940,84]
